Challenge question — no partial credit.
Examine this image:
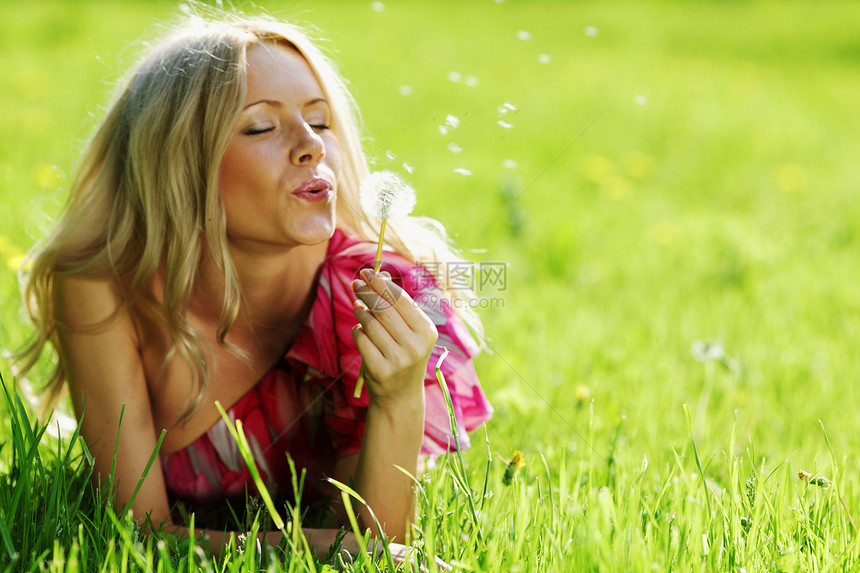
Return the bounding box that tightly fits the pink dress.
[160,229,492,526]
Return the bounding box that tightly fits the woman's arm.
[342,269,438,541]
[54,276,173,522]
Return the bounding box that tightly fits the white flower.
[360,171,416,220]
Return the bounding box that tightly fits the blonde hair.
[18,11,483,419]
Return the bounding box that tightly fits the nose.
[290,124,325,166]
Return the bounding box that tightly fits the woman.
[17,11,491,561]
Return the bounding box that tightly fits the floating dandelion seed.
[584,26,599,37]
[497,120,514,129]
[497,102,517,116]
[447,71,462,83]
[447,142,462,155]
[634,94,648,106]
[399,85,413,96]
[502,159,518,169]
[538,54,551,64]
[439,114,460,135]
[354,171,416,398]
[402,162,414,174]
[371,1,385,12]
[453,167,472,177]
[385,150,397,161]
[465,76,480,87]
[516,30,532,41]
[503,451,525,485]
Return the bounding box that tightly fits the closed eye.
[243,126,275,136]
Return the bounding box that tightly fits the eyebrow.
[243,97,329,111]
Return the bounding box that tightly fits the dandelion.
[798,470,831,488]
[354,171,417,398]
[575,385,592,404]
[503,451,525,485]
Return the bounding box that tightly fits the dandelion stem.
[373,219,386,273]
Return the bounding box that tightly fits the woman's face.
[219,42,340,252]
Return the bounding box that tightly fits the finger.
[352,298,397,354]
[358,270,434,333]
[352,280,413,344]
[351,321,385,363]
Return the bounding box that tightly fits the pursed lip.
[292,177,332,195]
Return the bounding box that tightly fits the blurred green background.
[2,0,860,487]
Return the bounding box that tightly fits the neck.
[193,238,329,331]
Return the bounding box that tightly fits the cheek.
[325,135,343,177]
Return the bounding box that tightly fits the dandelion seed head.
[516,30,532,41]
[371,1,385,12]
[453,167,472,177]
[584,26,599,37]
[360,171,416,220]
[538,54,551,64]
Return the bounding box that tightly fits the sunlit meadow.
[2,0,860,570]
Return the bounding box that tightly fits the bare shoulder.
[53,275,134,335]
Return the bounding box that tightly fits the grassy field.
[3,0,860,570]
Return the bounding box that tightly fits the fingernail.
[352,279,365,290]
[360,269,374,281]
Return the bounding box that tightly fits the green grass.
[3,0,860,570]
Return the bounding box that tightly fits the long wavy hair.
[17,12,483,420]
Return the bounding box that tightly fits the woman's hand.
[351,268,438,409]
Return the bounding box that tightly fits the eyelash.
[242,123,330,136]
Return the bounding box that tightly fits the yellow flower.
[34,164,64,189]
[622,151,655,181]
[575,385,592,404]
[503,450,525,485]
[774,163,805,193]
[651,222,679,246]
[582,154,613,184]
